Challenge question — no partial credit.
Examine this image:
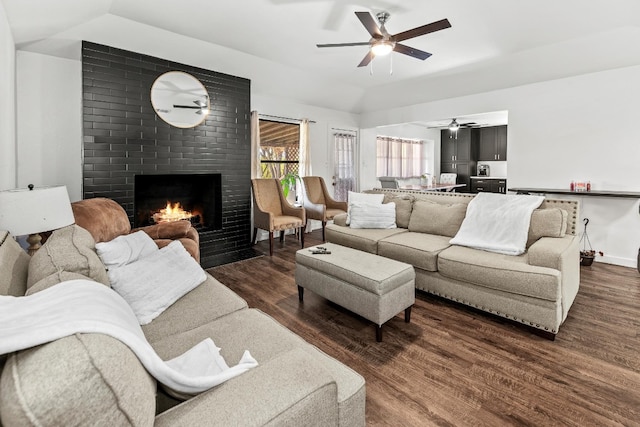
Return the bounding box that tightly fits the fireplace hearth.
[134,174,222,231]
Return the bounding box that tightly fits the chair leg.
[279,231,285,242]
[269,231,274,256]
[252,228,258,245]
[300,226,305,248]
[321,221,326,242]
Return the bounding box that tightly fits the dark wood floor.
[208,230,640,427]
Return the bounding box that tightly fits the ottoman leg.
[298,286,304,302]
[376,325,383,342]
[405,306,412,323]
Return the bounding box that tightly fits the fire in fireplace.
[134,174,222,230]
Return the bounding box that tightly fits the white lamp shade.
[0,185,75,236]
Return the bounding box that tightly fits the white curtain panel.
[250,111,261,178]
[334,133,356,202]
[376,136,424,177]
[298,119,311,203]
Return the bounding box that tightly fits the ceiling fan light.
[448,119,459,131]
[371,41,394,56]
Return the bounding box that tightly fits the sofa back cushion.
[382,194,414,228]
[0,230,29,297]
[408,200,467,237]
[27,225,109,290]
[526,208,568,247]
[0,334,156,426]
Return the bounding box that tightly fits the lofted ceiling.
[3,0,640,115]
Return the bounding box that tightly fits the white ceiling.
[3,0,640,116]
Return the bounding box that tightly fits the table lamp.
[0,184,75,255]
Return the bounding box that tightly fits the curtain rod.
[259,114,316,124]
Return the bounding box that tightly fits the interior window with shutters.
[259,120,300,179]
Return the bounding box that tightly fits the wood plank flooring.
[208,230,640,427]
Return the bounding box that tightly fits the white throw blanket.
[0,279,258,396]
[449,193,545,255]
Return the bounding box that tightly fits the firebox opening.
[134,173,222,231]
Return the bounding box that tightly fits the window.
[259,119,300,179]
[376,136,425,177]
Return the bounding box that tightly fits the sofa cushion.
[408,200,467,237]
[0,230,29,297]
[349,202,396,229]
[0,333,156,427]
[378,232,452,272]
[382,194,414,228]
[438,245,561,301]
[150,308,365,427]
[325,223,407,254]
[142,273,248,344]
[27,225,109,290]
[527,208,568,247]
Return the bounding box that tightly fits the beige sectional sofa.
[326,189,580,339]
[0,223,365,426]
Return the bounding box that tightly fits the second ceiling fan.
[317,11,451,67]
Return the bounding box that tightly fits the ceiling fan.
[427,118,480,130]
[172,98,210,115]
[316,11,451,67]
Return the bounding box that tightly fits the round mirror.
[150,71,210,128]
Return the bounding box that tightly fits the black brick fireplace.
[81,41,252,267]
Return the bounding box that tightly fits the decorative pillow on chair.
[346,191,384,225]
[27,225,109,291]
[349,202,397,229]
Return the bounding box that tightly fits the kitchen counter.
[470,176,507,179]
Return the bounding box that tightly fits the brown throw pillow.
[408,200,467,237]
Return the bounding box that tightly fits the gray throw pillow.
[408,200,467,237]
[27,225,109,290]
[382,194,415,229]
[527,208,568,247]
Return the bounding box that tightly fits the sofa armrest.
[528,235,580,320]
[333,213,348,227]
[154,349,338,427]
[528,235,578,271]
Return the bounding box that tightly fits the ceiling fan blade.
[355,11,382,38]
[317,42,371,48]
[392,18,451,42]
[357,51,374,67]
[393,43,432,60]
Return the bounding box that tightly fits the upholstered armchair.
[71,198,200,262]
[301,176,348,241]
[251,179,306,256]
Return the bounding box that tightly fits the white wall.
[0,1,16,190]
[360,65,640,267]
[16,51,82,201]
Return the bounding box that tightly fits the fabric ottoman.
[295,243,415,342]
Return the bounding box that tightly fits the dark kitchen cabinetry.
[440,128,478,193]
[478,125,507,161]
[471,178,507,194]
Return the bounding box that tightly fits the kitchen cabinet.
[471,178,507,194]
[478,125,507,161]
[440,129,478,193]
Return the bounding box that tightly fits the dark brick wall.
[81,41,252,267]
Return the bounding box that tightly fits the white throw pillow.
[96,231,158,269]
[107,241,206,325]
[349,202,397,229]
[346,191,384,225]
